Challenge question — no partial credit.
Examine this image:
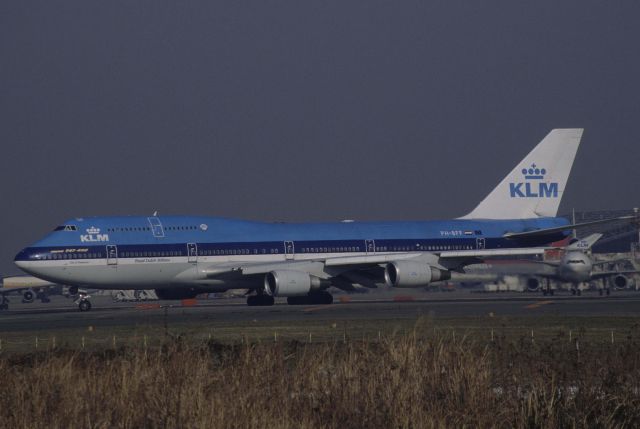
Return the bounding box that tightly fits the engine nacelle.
[384,262,451,288]
[612,275,629,290]
[526,278,540,292]
[154,288,200,300]
[22,289,35,303]
[264,271,326,297]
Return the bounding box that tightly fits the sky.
[1,1,639,274]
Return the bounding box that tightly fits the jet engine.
[526,278,540,292]
[264,271,327,297]
[154,288,200,300]
[22,289,35,303]
[384,261,451,288]
[612,275,629,290]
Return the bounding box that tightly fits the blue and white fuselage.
[14,215,569,290]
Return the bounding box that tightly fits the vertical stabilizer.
[566,233,603,251]
[460,128,583,219]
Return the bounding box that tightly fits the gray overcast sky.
[1,1,639,274]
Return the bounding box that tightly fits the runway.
[2,290,640,335]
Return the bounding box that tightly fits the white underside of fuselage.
[15,251,375,291]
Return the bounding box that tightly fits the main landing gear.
[287,291,334,305]
[598,279,611,297]
[246,294,275,306]
[245,291,334,306]
[542,279,554,296]
[0,295,9,310]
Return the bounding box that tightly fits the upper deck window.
[54,225,77,231]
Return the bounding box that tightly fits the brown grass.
[1,329,640,428]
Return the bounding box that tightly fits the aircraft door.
[284,241,294,260]
[365,239,375,254]
[147,217,165,238]
[476,238,485,250]
[187,243,198,263]
[106,245,118,265]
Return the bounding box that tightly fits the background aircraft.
[526,234,638,296]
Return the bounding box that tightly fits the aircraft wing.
[199,248,547,280]
[503,216,635,239]
[591,270,639,280]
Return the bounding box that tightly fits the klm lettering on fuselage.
[80,234,109,242]
[80,227,109,243]
[509,163,558,198]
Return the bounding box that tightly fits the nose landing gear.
[75,293,92,311]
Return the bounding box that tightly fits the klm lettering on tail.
[509,164,558,198]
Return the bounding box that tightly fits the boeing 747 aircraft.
[15,129,629,311]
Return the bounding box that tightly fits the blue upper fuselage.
[15,215,570,261]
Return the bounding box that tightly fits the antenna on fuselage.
[153,211,158,217]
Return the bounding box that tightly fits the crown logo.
[521,163,546,180]
[86,226,100,234]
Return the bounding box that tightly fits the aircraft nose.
[14,248,32,271]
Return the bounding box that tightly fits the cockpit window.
[54,225,78,231]
[568,259,585,264]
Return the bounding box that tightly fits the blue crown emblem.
[521,163,546,180]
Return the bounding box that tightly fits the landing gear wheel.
[286,296,309,305]
[606,288,611,296]
[311,291,333,305]
[543,290,548,296]
[599,289,604,296]
[577,289,582,296]
[287,291,333,305]
[78,299,92,312]
[550,290,554,296]
[571,289,576,296]
[246,295,274,306]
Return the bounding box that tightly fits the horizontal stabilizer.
[503,216,635,239]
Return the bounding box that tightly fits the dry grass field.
[2,324,640,428]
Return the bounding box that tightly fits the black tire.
[78,300,92,312]
[247,295,275,306]
[22,290,34,303]
[577,290,582,296]
[310,291,333,305]
[287,296,309,305]
[599,289,603,296]
[571,289,576,296]
[606,288,611,296]
[543,290,548,296]
[550,290,554,296]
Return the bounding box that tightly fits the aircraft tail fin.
[566,233,603,251]
[460,128,583,219]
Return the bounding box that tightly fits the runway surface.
[2,290,640,334]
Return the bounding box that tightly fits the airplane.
[0,275,85,310]
[13,128,634,311]
[525,234,639,296]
